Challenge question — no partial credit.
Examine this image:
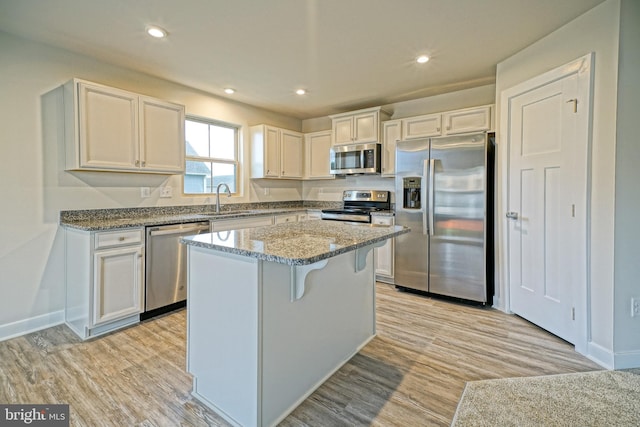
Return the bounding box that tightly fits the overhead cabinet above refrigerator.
[394,132,494,304]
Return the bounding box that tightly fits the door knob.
[506,211,519,220]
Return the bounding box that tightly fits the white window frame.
[183,116,240,196]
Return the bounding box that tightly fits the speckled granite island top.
[182,220,409,266]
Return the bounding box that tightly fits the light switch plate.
[140,187,151,198]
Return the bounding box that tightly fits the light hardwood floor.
[0,283,600,426]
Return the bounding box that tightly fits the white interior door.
[504,55,591,344]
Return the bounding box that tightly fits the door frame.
[498,53,593,355]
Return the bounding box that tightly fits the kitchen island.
[181,220,408,427]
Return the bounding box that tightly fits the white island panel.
[260,250,376,425]
[186,245,378,427]
[187,247,261,426]
[182,220,409,427]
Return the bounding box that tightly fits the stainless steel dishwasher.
[143,221,210,319]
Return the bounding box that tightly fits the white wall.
[0,31,302,338]
[495,0,626,367]
[613,0,640,363]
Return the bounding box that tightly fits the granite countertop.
[59,208,313,231]
[182,220,409,266]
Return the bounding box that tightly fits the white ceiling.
[0,0,605,119]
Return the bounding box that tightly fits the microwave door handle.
[360,150,365,169]
[428,158,435,236]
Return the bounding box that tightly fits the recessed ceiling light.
[224,88,235,94]
[146,26,168,39]
[295,89,306,95]
[416,55,430,64]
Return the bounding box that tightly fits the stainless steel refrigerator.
[394,132,494,304]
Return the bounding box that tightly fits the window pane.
[184,160,212,194]
[185,121,210,157]
[210,125,236,160]
[212,163,236,193]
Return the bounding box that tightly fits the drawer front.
[274,214,298,224]
[372,216,394,226]
[94,229,143,249]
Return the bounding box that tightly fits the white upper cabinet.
[401,113,442,139]
[399,105,494,140]
[139,96,186,173]
[281,129,304,178]
[63,79,185,174]
[382,120,401,177]
[442,105,492,135]
[251,125,303,179]
[304,130,334,180]
[330,106,390,145]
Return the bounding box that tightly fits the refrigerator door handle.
[428,158,435,236]
[422,160,429,235]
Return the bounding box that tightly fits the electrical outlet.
[160,186,172,198]
[632,298,640,318]
[140,187,151,198]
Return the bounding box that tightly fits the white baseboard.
[0,310,65,342]
[587,341,614,369]
[614,350,640,369]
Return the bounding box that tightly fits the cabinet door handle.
[141,161,146,167]
[119,237,126,241]
[135,160,140,167]
[506,211,519,220]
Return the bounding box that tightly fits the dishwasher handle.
[148,223,210,237]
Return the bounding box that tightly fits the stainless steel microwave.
[330,143,381,175]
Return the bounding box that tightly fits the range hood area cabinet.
[329,106,390,146]
[250,124,303,179]
[62,78,185,174]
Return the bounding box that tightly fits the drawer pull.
[119,237,126,241]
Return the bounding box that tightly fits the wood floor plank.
[0,282,601,426]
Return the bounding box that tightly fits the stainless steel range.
[321,190,391,223]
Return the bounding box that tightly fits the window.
[184,117,239,194]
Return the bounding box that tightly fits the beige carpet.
[452,369,640,426]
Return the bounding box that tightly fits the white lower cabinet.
[300,211,323,221]
[92,245,144,326]
[274,213,299,224]
[65,227,144,340]
[372,216,395,282]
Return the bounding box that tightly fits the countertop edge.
[182,226,409,266]
[59,208,317,231]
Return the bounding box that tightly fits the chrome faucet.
[215,183,231,214]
